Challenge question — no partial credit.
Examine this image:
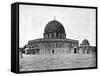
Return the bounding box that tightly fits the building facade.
[78,39,96,54]
[24,20,96,55]
[24,20,79,54]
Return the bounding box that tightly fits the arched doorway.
[52,49,54,54]
[74,48,77,54]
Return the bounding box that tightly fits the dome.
[82,39,90,45]
[44,20,65,34]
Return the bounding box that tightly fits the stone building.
[23,20,96,55]
[24,20,79,54]
[78,39,96,54]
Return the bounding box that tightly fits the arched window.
[54,32,56,38]
[58,33,61,38]
[56,32,58,38]
[49,33,52,38]
[74,48,77,53]
[52,49,54,54]
[44,33,48,38]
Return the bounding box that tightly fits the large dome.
[44,20,65,34]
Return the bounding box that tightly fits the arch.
[49,33,52,38]
[52,49,54,54]
[74,48,77,53]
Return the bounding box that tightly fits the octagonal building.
[25,20,79,54]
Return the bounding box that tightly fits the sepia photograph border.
[11,2,98,73]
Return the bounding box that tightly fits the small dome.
[44,20,65,34]
[82,39,90,45]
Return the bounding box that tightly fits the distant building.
[78,39,96,54]
[24,19,96,55]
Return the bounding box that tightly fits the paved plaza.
[20,54,96,71]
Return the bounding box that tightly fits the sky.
[19,5,96,47]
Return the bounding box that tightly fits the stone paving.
[19,54,96,71]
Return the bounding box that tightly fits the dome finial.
[54,16,56,20]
